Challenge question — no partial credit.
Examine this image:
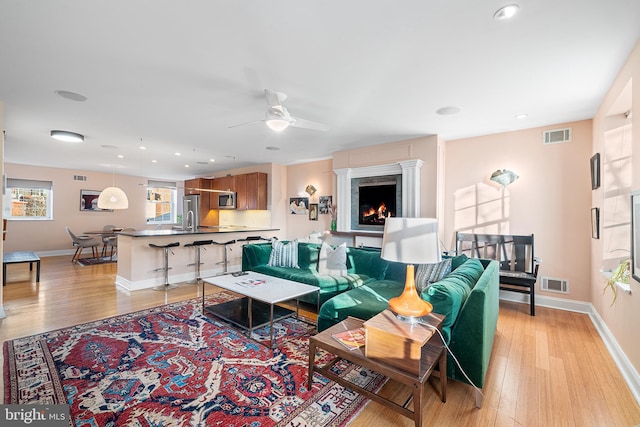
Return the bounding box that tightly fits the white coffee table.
[202,272,319,347]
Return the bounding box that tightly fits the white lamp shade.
[380,217,441,265]
[97,186,129,209]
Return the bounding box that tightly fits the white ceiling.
[1,1,639,181]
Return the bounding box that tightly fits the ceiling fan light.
[266,119,290,131]
[51,130,84,143]
[97,186,129,209]
[494,4,519,20]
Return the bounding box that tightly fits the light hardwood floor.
[1,255,639,426]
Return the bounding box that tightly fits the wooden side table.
[307,313,446,427]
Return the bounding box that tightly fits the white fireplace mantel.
[334,159,423,232]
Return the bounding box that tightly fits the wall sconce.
[490,169,519,187]
[305,184,317,196]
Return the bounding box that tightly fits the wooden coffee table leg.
[412,381,423,427]
[440,348,447,402]
[307,339,316,390]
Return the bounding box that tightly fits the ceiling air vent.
[73,175,87,181]
[541,276,569,294]
[542,127,572,145]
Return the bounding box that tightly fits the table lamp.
[380,217,441,323]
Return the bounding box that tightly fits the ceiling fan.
[230,89,330,132]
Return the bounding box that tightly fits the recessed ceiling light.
[185,164,190,168]
[209,158,215,163]
[494,4,519,20]
[139,146,146,150]
[117,154,124,159]
[515,113,528,119]
[266,146,280,151]
[151,160,158,163]
[54,90,87,102]
[50,130,84,143]
[175,152,181,156]
[436,106,462,116]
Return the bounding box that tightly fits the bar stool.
[149,242,180,291]
[212,239,236,274]
[184,239,213,284]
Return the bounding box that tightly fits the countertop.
[119,227,279,237]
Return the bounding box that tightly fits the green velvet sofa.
[241,242,395,307]
[241,241,499,407]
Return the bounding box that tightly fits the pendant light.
[98,166,129,209]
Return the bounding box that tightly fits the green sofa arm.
[447,259,499,395]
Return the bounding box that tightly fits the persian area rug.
[3,292,386,426]
[76,256,117,266]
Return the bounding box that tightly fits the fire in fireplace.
[358,182,397,226]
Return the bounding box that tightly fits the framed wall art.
[591,207,599,239]
[309,203,318,221]
[80,189,112,212]
[289,197,309,215]
[590,153,600,190]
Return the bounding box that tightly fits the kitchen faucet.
[186,210,195,232]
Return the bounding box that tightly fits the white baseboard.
[500,292,640,406]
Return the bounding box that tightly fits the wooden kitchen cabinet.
[184,178,207,195]
[237,172,267,210]
[210,175,235,209]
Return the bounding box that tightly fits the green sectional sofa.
[241,241,499,406]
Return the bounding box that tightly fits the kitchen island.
[116,227,278,291]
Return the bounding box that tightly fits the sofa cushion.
[267,239,300,268]
[415,258,452,293]
[421,258,484,342]
[448,257,484,289]
[318,242,347,276]
[317,279,404,331]
[346,248,388,279]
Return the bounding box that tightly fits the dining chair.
[104,227,135,260]
[101,224,117,257]
[65,227,101,263]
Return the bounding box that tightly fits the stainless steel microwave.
[218,192,237,209]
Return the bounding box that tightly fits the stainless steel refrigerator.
[182,194,200,231]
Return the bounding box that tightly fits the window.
[3,178,54,220]
[146,180,177,225]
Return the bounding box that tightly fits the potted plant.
[603,257,630,305]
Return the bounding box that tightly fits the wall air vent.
[73,175,87,181]
[543,127,572,145]
[541,276,569,294]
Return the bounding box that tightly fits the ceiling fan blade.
[291,116,331,131]
[228,119,263,129]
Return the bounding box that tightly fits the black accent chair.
[456,232,540,316]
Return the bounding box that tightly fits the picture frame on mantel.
[631,191,640,281]
[591,207,600,239]
[590,153,601,190]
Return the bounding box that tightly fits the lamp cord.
[416,317,485,400]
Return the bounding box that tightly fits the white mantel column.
[399,159,423,218]
[334,168,351,232]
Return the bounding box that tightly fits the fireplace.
[351,174,402,230]
[359,182,396,226]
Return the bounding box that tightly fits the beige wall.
[443,121,593,302]
[591,39,640,376]
[3,163,155,253]
[285,159,334,239]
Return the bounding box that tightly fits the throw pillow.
[267,239,300,268]
[317,242,347,276]
[415,258,452,293]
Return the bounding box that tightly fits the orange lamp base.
[388,264,433,318]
